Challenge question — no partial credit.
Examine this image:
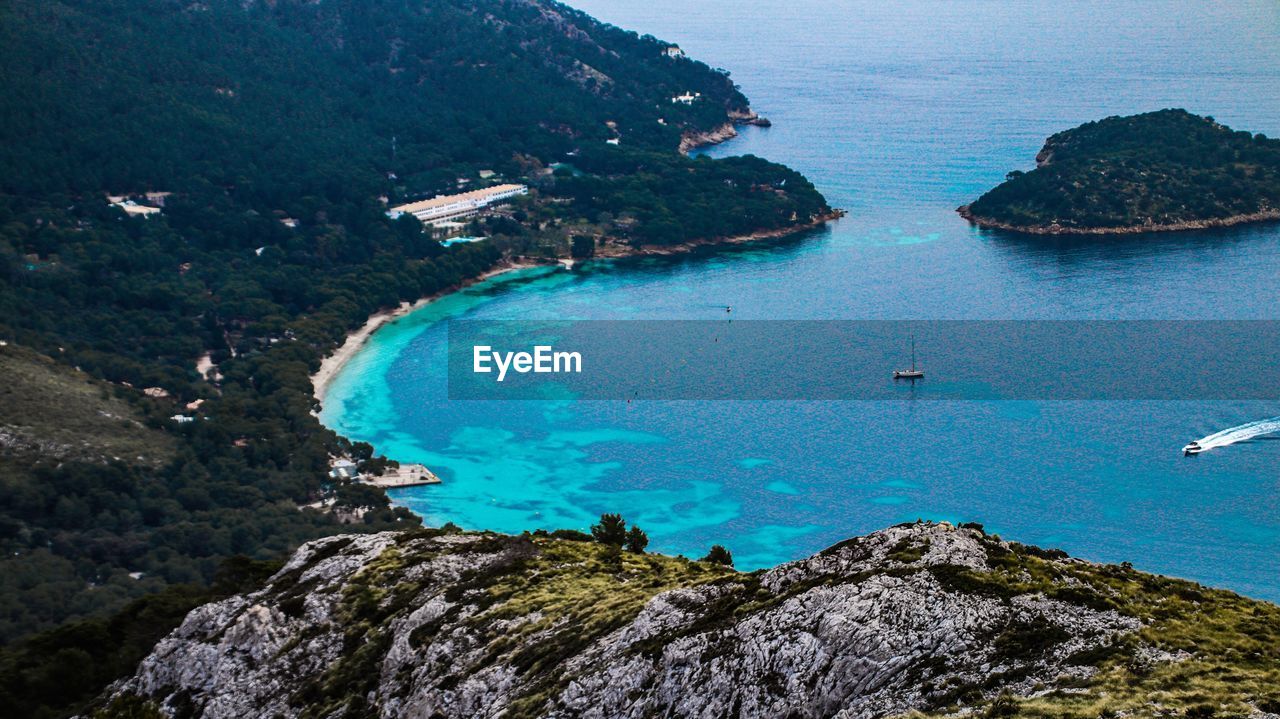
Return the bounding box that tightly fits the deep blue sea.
[322,0,1280,600]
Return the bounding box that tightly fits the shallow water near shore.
[322,0,1280,599]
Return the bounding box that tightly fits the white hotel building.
[387,184,528,224]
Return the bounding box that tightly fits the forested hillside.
[960,110,1280,233]
[2,0,749,198]
[0,1,832,714]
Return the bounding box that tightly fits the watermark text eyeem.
[472,345,582,382]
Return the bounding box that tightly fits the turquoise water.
[322,1,1280,599]
[440,236,486,247]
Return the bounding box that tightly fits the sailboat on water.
[893,335,924,380]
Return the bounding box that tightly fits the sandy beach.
[310,261,542,405]
[310,212,844,405]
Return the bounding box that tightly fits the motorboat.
[1182,441,1204,456]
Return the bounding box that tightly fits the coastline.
[310,260,544,405]
[311,210,843,405]
[314,103,810,407]
[957,204,1280,236]
[678,108,772,154]
[593,210,845,259]
[679,122,739,154]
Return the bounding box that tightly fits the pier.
[362,463,442,488]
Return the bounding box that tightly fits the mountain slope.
[0,343,181,643]
[1,0,751,198]
[0,342,174,464]
[94,523,1280,718]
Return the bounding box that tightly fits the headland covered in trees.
[959,109,1280,234]
[0,0,836,714]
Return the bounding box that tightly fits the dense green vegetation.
[555,147,830,246]
[919,527,1280,717]
[0,0,828,250]
[457,147,831,261]
[1,0,748,198]
[0,180,509,643]
[962,109,1280,232]
[0,0,832,712]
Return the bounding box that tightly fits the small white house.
[329,459,359,481]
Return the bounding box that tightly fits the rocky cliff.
[93,523,1280,718]
[679,109,773,153]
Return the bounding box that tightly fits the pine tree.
[625,526,649,553]
[590,513,627,547]
[702,545,733,567]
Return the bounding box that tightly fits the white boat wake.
[1192,416,1280,452]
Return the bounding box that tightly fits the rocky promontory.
[92,522,1280,718]
[679,108,773,153]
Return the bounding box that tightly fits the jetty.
[362,463,442,488]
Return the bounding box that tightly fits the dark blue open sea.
[322,1,1280,599]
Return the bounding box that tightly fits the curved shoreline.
[310,211,844,406]
[311,261,545,405]
[957,205,1280,235]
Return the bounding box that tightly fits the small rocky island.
[94,522,1280,718]
[959,109,1280,234]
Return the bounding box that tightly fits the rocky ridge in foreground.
[94,522,1280,718]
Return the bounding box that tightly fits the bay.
[322,0,1280,599]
